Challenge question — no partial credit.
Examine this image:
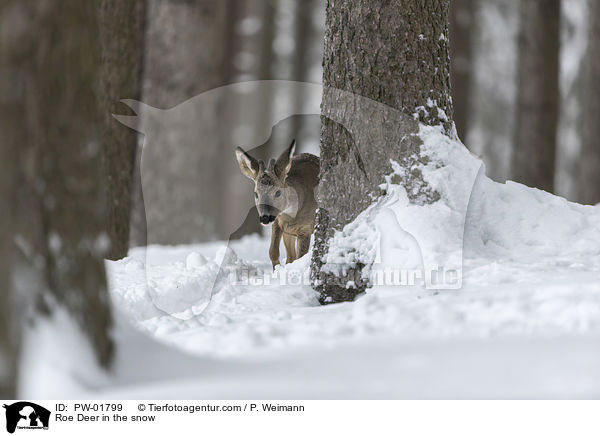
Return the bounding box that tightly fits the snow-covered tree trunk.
[0,1,114,370]
[579,0,600,205]
[450,0,474,141]
[512,0,560,193]
[99,0,147,259]
[311,0,454,303]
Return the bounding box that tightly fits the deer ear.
[275,139,296,179]
[235,147,259,180]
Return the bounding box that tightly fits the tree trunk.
[0,262,17,398]
[0,1,113,370]
[0,212,16,397]
[221,0,273,239]
[450,0,474,141]
[290,0,315,140]
[466,0,517,184]
[512,0,560,193]
[0,53,18,396]
[311,0,453,303]
[139,0,230,244]
[579,0,600,205]
[99,0,147,259]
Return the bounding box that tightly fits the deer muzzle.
[258,204,278,225]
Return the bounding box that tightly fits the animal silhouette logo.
[2,402,50,434]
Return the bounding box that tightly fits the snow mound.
[465,175,600,260]
[106,235,319,355]
[323,124,482,289]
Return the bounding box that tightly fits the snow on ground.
[107,210,600,361]
[107,126,600,360]
[96,127,600,398]
[22,126,599,398]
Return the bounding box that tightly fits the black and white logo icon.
[2,402,50,434]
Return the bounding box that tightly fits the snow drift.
[20,124,600,399]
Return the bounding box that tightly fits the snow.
[20,126,600,399]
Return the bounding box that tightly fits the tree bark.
[311,0,453,303]
[290,0,315,140]
[0,264,17,398]
[450,0,474,141]
[0,215,16,397]
[139,0,231,244]
[512,0,560,193]
[579,0,600,205]
[99,0,147,259]
[0,49,18,396]
[0,0,113,370]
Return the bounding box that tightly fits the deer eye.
[274,190,281,198]
[254,192,258,199]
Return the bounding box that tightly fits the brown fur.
[235,141,319,269]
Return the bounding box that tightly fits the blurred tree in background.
[466,0,517,184]
[467,0,590,201]
[99,0,147,259]
[0,0,114,393]
[450,0,474,141]
[512,0,560,193]
[578,0,600,205]
[137,0,231,244]
[0,23,19,394]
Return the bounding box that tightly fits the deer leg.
[283,234,297,263]
[269,221,283,270]
[297,234,310,259]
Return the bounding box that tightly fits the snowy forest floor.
[23,130,600,398]
[97,195,600,398]
[109,233,600,360]
[24,207,600,398]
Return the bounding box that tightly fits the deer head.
[235,139,297,226]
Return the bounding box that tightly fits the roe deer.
[235,140,319,269]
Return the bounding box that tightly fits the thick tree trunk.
[0,222,15,397]
[99,0,147,259]
[579,0,600,205]
[311,0,453,303]
[450,0,474,141]
[139,0,230,244]
[0,1,113,370]
[512,0,560,193]
[0,73,18,397]
[0,268,16,398]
